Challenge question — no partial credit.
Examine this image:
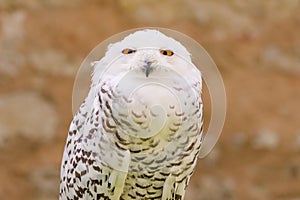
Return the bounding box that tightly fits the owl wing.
[59,91,130,200]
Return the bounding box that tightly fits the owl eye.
[122,48,136,54]
[160,49,174,56]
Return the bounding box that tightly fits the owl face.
[120,48,179,77]
[92,30,201,85]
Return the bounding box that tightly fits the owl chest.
[120,133,201,199]
[128,128,200,170]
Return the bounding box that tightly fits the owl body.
[60,30,203,200]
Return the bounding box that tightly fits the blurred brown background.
[0,0,299,200]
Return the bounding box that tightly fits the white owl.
[60,29,203,200]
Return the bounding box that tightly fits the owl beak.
[144,61,152,78]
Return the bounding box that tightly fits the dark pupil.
[163,51,168,55]
[128,49,133,54]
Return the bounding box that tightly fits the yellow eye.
[122,48,136,54]
[160,49,174,56]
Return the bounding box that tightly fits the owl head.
[91,29,201,89]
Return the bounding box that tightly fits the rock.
[251,129,279,150]
[1,11,26,44]
[249,0,299,20]
[0,92,58,145]
[231,132,248,149]
[261,45,300,74]
[0,0,83,9]
[294,131,300,151]
[30,166,60,199]
[28,49,78,77]
[0,48,25,77]
[285,161,300,179]
[119,0,256,38]
[186,175,236,200]
[119,0,188,24]
[202,147,221,167]
[0,11,26,77]
[187,0,256,38]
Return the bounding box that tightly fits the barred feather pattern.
[59,29,203,200]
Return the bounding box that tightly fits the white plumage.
[60,29,203,200]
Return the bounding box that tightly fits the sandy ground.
[0,1,299,200]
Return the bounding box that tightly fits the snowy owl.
[60,29,203,200]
